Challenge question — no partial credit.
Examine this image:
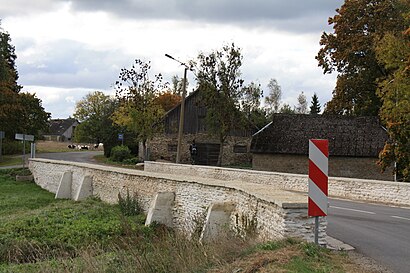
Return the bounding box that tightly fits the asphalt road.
[36,151,103,163]
[328,199,410,273]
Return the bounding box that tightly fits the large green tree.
[0,22,49,139]
[74,91,120,157]
[17,93,50,138]
[241,82,267,130]
[376,26,410,181]
[0,22,22,138]
[310,93,321,114]
[196,43,259,166]
[112,59,166,160]
[316,0,407,116]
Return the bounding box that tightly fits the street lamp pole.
[165,54,189,164]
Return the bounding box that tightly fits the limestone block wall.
[29,158,322,243]
[144,161,410,207]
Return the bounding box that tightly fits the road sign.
[15,133,35,142]
[0,131,4,139]
[308,139,328,217]
[118,133,124,141]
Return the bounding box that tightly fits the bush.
[110,145,131,162]
[118,190,142,216]
[122,157,140,165]
[2,140,30,155]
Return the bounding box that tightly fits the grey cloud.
[0,0,59,17]
[15,39,132,89]
[64,0,343,33]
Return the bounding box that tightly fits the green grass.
[0,155,23,167]
[0,170,147,266]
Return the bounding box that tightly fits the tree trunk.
[141,140,147,161]
[217,135,225,167]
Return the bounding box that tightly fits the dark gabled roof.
[250,114,388,157]
[48,118,78,135]
[162,89,257,136]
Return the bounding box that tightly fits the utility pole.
[165,54,190,164]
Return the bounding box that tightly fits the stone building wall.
[148,133,251,165]
[29,158,322,243]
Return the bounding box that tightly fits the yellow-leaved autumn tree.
[112,59,166,160]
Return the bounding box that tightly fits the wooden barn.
[149,90,254,166]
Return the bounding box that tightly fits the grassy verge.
[0,169,372,273]
[0,155,23,167]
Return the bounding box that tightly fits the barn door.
[196,143,220,166]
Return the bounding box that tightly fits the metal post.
[394,161,397,182]
[314,216,319,245]
[176,67,187,164]
[22,135,25,168]
[30,142,36,158]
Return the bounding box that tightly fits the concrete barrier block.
[74,175,93,201]
[145,192,175,227]
[200,202,236,242]
[55,171,72,199]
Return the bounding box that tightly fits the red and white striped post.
[308,139,328,245]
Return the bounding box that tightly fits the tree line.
[0,21,50,151]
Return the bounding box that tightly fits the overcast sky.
[1,0,342,118]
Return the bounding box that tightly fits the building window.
[233,145,247,153]
[168,144,177,152]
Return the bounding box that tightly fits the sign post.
[118,133,124,146]
[308,139,328,245]
[15,134,35,168]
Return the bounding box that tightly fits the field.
[35,141,103,153]
[0,168,374,273]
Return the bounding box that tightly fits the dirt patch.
[207,244,382,273]
[208,246,300,273]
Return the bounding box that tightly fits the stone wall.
[145,161,410,207]
[252,154,393,181]
[29,158,323,243]
[148,133,251,165]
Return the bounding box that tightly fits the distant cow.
[68,144,76,149]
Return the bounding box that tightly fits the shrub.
[118,190,143,216]
[122,157,140,165]
[110,145,131,162]
[2,140,30,155]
